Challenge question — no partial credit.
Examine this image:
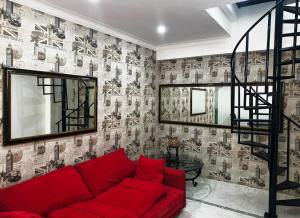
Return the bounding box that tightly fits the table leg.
[186,167,202,186]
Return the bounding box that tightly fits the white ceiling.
[39,0,239,46]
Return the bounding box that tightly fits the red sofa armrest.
[163,167,186,206]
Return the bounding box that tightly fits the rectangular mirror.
[159,83,272,128]
[3,67,98,145]
[190,88,206,116]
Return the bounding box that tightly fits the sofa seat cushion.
[0,166,92,216]
[0,211,42,218]
[141,186,185,218]
[94,178,167,216]
[48,202,137,218]
[76,148,136,197]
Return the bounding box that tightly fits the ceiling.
[39,0,239,46]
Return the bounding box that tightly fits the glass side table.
[166,145,204,187]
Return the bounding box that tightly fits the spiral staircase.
[231,0,300,217]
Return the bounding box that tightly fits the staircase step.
[67,116,85,119]
[277,180,300,191]
[277,199,300,207]
[235,119,271,122]
[37,84,63,87]
[244,105,272,110]
[283,19,300,24]
[253,113,271,115]
[253,150,270,161]
[66,124,86,127]
[251,123,271,126]
[246,92,274,96]
[281,32,300,37]
[279,58,300,66]
[234,106,271,109]
[239,141,270,148]
[268,75,295,80]
[283,6,300,15]
[280,45,300,52]
[233,130,271,135]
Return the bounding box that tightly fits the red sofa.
[0,149,186,218]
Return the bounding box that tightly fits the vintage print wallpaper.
[0,0,157,187]
[157,51,300,196]
[160,86,217,125]
[0,0,300,198]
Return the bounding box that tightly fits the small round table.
[166,145,204,187]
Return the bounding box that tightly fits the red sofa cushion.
[163,167,186,206]
[141,186,185,218]
[94,178,167,216]
[0,211,41,218]
[135,155,165,183]
[0,166,92,216]
[120,178,167,196]
[49,202,137,218]
[75,148,136,197]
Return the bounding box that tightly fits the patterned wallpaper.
[0,0,157,188]
[160,86,217,125]
[157,51,300,196]
[0,0,300,198]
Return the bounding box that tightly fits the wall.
[157,51,300,196]
[156,2,277,60]
[0,0,157,187]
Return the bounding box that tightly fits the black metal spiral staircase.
[231,0,300,217]
[37,77,94,132]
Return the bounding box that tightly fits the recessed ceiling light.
[89,0,100,4]
[157,25,167,35]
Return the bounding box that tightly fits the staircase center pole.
[265,1,283,217]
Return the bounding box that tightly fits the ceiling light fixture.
[157,25,167,35]
[88,0,100,4]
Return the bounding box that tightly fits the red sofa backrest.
[0,166,92,216]
[75,148,136,197]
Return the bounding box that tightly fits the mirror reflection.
[159,84,272,128]
[191,88,206,116]
[9,71,97,141]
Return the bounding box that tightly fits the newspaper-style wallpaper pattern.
[0,0,157,188]
[157,51,300,196]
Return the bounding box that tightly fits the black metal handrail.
[230,0,286,131]
[231,0,283,74]
[283,113,300,128]
[56,101,94,131]
[231,0,285,107]
[230,0,300,216]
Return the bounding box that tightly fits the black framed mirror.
[3,67,98,146]
[159,82,275,129]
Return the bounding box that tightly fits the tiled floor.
[178,177,300,218]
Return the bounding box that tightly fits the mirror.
[191,88,206,115]
[3,68,98,145]
[159,83,272,128]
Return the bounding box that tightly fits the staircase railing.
[56,101,94,132]
[231,1,283,132]
[230,0,300,217]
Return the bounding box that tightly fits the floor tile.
[181,177,300,218]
